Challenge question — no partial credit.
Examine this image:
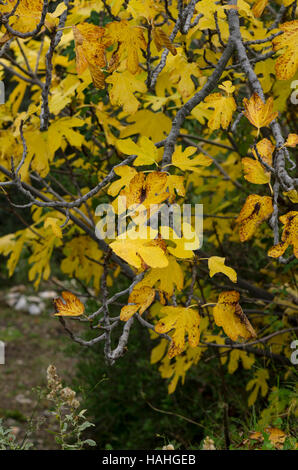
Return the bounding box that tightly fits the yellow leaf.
[44,217,63,239]
[252,0,268,17]
[54,291,85,317]
[120,286,155,321]
[150,338,168,364]
[208,256,237,283]
[243,93,278,134]
[61,237,103,293]
[120,110,172,142]
[166,175,185,202]
[106,71,147,114]
[0,0,44,34]
[236,194,273,242]
[228,350,255,374]
[128,0,163,21]
[117,136,158,166]
[160,224,200,259]
[171,146,212,172]
[242,138,274,184]
[268,211,298,258]
[114,171,169,214]
[285,133,298,147]
[110,227,169,270]
[242,158,270,184]
[246,368,269,406]
[137,256,184,297]
[283,189,298,203]
[213,291,256,341]
[155,306,201,358]
[105,20,146,75]
[73,23,106,89]
[218,80,235,95]
[108,165,137,197]
[203,93,236,130]
[152,26,177,55]
[273,21,298,80]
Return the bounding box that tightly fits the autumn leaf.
[44,217,62,239]
[120,110,172,142]
[137,255,184,298]
[203,93,236,130]
[218,80,235,95]
[128,0,163,21]
[54,291,85,317]
[110,227,169,270]
[152,26,177,55]
[0,0,44,34]
[285,133,298,147]
[166,175,185,203]
[236,194,273,242]
[252,0,268,17]
[160,224,200,259]
[116,136,158,166]
[107,165,137,197]
[120,286,155,321]
[272,21,298,80]
[155,306,201,358]
[242,138,274,184]
[208,256,237,283]
[171,146,212,172]
[73,23,106,89]
[249,428,286,449]
[150,337,168,364]
[243,93,278,134]
[283,189,298,203]
[227,350,255,374]
[246,368,269,406]
[106,71,147,114]
[268,211,298,258]
[0,31,13,46]
[104,20,146,75]
[213,291,256,341]
[114,171,169,214]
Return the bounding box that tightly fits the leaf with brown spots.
[236,195,273,242]
[268,211,298,258]
[213,291,256,341]
[73,23,107,89]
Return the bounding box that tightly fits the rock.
[28,304,42,315]
[39,291,57,299]
[5,292,19,307]
[9,285,26,293]
[27,295,42,303]
[14,295,28,311]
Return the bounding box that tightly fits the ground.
[0,291,83,450]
